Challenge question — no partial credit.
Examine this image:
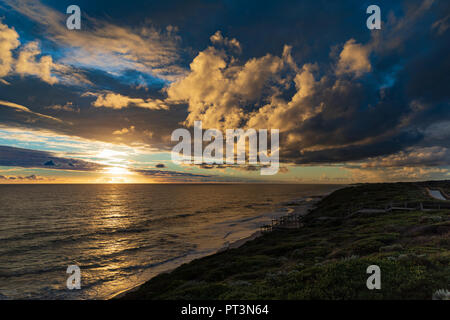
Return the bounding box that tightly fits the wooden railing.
[260,213,304,233]
[260,200,450,234]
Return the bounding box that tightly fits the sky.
[0,0,449,183]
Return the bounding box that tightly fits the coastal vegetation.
[122,182,450,300]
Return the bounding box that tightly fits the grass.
[121,182,450,300]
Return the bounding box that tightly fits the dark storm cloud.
[284,0,449,164]
[0,0,449,169]
[0,145,103,171]
[278,74,426,163]
[48,0,372,64]
[291,131,424,164]
[161,0,449,166]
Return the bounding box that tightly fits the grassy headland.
[121,181,449,300]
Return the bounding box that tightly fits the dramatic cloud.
[0,144,219,182]
[336,39,371,77]
[15,41,60,84]
[210,31,241,53]
[0,0,448,183]
[166,40,294,129]
[0,22,19,77]
[0,145,103,171]
[89,92,169,110]
[361,146,450,168]
[0,21,89,85]
[0,100,63,123]
[164,0,449,169]
[4,0,185,80]
[113,126,135,135]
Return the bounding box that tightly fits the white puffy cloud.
[90,92,169,110]
[247,63,321,130]
[166,36,294,129]
[336,39,371,77]
[113,126,135,135]
[210,31,241,53]
[166,31,370,137]
[0,22,89,85]
[15,42,60,84]
[165,32,374,161]
[0,22,20,77]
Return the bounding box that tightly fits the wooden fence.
[260,200,450,234]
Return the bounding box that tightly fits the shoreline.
[110,231,263,299]
[110,194,325,300]
[117,182,450,300]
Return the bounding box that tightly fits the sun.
[96,149,136,183]
[97,149,127,160]
[102,166,136,183]
[104,166,132,175]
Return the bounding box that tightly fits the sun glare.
[98,149,126,158]
[104,166,132,175]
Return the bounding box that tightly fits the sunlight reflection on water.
[0,184,340,299]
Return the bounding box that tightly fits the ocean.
[0,184,340,299]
